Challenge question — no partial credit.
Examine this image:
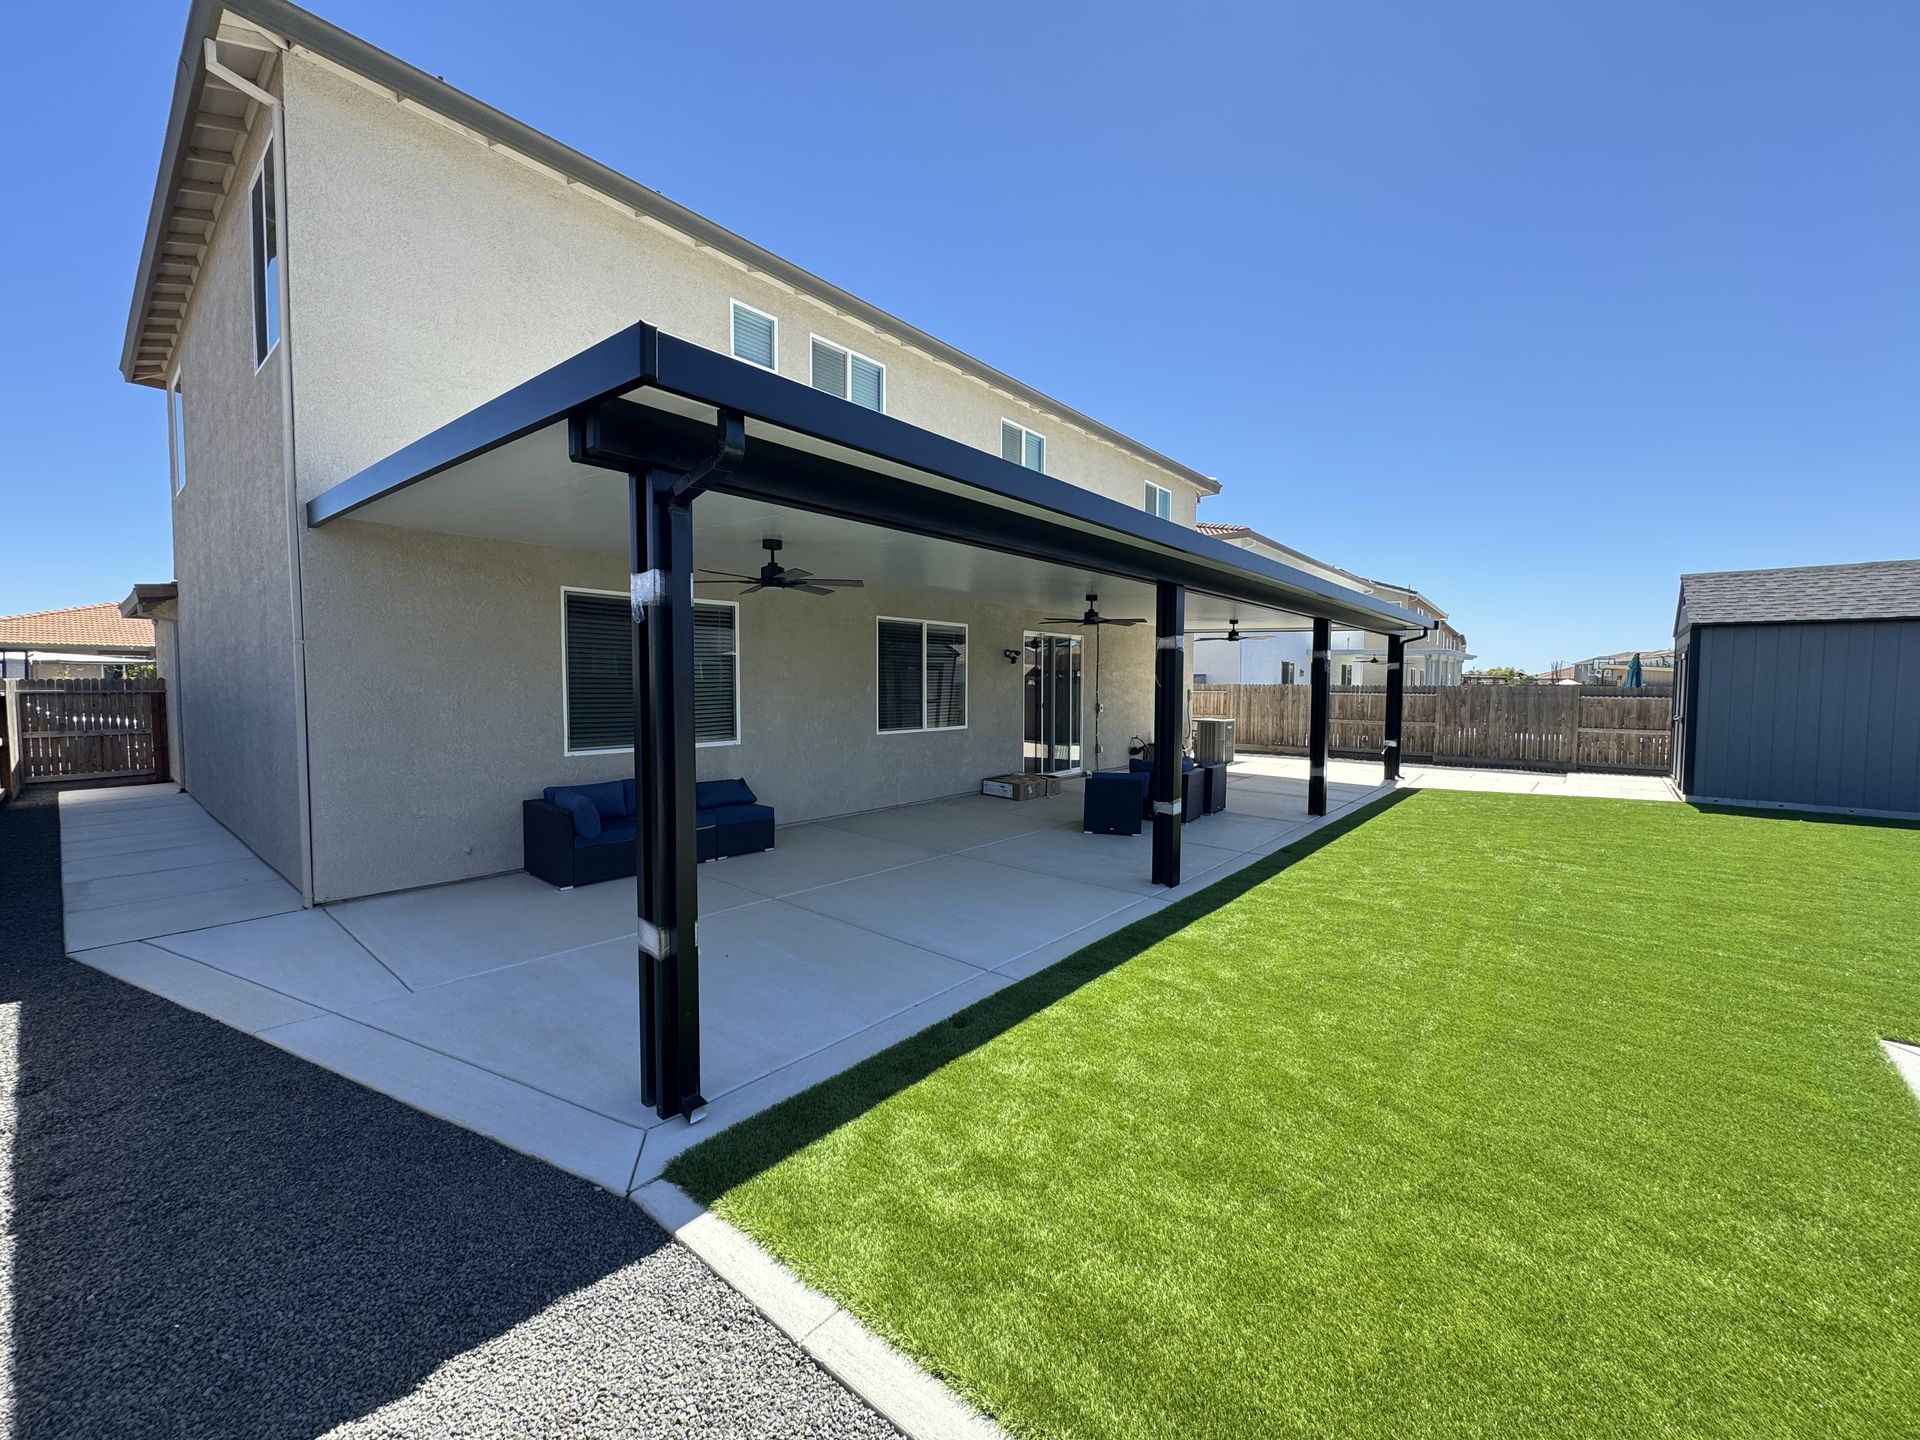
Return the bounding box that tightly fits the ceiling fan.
[1223,620,1279,643]
[696,538,865,597]
[1039,595,1147,769]
[1043,594,1146,629]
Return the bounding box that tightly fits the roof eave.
[122,1,1222,494]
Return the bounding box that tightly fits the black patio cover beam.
[308,322,1427,637]
[1384,634,1405,782]
[1309,617,1331,816]
[1151,583,1185,886]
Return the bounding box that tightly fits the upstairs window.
[1001,420,1045,472]
[168,374,188,494]
[1144,481,1173,520]
[877,618,967,733]
[811,336,885,411]
[730,301,777,370]
[250,143,281,368]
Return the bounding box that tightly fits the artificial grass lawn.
[669,792,1920,1439]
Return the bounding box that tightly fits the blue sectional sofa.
[523,777,773,888]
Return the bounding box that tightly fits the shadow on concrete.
[667,788,1414,1202]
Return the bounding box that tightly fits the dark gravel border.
[1,786,896,1439]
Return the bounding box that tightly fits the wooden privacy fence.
[1,679,169,789]
[1192,684,1673,774]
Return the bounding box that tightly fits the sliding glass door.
[1023,632,1083,775]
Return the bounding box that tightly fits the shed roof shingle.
[1679,559,1920,627]
[0,603,156,652]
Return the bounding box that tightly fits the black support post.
[1309,616,1330,816]
[1384,634,1405,782]
[1150,582,1185,886]
[632,467,705,1122]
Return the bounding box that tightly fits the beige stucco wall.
[167,102,305,883]
[276,52,1197,898]
[302,519,1158,902]
[277,55,1205,518]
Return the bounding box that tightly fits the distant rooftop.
[0,603,156,653]
[1679,559,1920,627]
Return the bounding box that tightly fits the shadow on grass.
[669,788,1416,1203]
[1689,802,1920,831]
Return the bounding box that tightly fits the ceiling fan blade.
[1041,617,1084,625]
[780,568,814,582]
[792,583,837,596]
[696,570,757,581]
[739,583,767,594]
[1103,617,1149,626]
[805,577,864,588]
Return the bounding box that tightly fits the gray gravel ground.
[0,786,897,1440]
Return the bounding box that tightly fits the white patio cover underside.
[62,760,1389,1192]
[344,402,1332,636]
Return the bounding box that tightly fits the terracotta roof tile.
[0,603,155,652]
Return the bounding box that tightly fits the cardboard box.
[981,773,1060,801]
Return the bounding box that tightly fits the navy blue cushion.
[568,780,630,821]
[1129,757,1196,773]
[696,778,757,810]
[623,778,636,815]
[579,818,635,848]
[546,789,601,840]
[708,802,773,829]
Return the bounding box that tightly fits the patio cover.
[307,322,1429,1119]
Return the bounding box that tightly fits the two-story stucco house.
[121,1,1425,1124]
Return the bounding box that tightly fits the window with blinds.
[810,336,885,412]
[563,592,739,752]
[730,301,777,370]
[1000,420,1045,472]
[877,618,967,732]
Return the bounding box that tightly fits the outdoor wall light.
[1003,648,1020,664]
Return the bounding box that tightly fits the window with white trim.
[1144,481,1172,520]
[250,143,281,368]
[811,336,885,411]
[730,300,777,370]
[563,591,739,752]
[876,618,967,733]
[168,374,187,494]
[1000,420,1045,472]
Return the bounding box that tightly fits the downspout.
[208,41,317,907]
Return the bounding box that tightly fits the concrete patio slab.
[1885,1039,1920,1102]
[327,871,640,989]
[781,852,1141,970]
[819,791,1077,852]
[149,908,412,1010]
[262,1011,648,1192]
[699,901,986,1096]
[73,941,327,1033]
[62,855,282,913]
[56,770,1403,1208]
[711,823,939,899]
[63,874,305,952]
[960,824,1241,897]
[60,835,258,882]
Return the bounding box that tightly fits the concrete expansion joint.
[632,1180,1010,1440]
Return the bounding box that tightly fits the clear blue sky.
[4,1,1915,670]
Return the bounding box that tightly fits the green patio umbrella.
[1624,652,1644,688]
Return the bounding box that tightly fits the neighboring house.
[120,0,1424,925]
[0,603,156,680]
[1189,524,1361,684]
[1328,581,1472,686]
[1534,650,1674,686]
[1672,560,1920,819]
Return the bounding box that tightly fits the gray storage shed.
[1672,559,1920,818]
